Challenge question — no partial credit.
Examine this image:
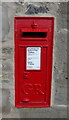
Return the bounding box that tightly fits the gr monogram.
[22,84,44,95]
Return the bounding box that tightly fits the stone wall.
[1,2,67,118]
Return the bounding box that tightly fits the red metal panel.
[14,17,54,107]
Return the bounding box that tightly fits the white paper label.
[26,47,41,70]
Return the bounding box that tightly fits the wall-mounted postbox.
[14,17,54,107]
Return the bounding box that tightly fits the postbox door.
[19,46,47,103]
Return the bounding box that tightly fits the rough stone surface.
[25,4,49,14]
[1,2,67,118]
[2,89,11,114]
[2,4,9,41]
[0,5,2,119]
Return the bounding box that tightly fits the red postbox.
[14,17,54,107]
